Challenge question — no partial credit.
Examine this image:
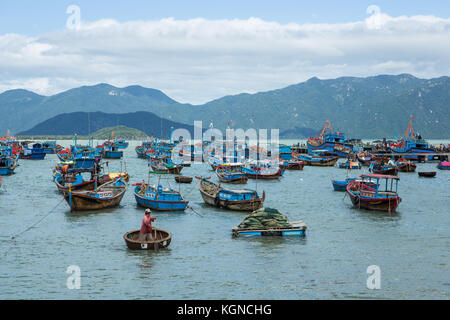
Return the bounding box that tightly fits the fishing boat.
[196,177,265,211]
[0,146,18,175]
[332,178,356,191]
[242,160,284,179]
[232,221,307,237]
[307,120,354,157]
[134,183,189,211]
[100,141,123,159]
[41,141,62,154]
[357,151,373,166]
[395,158,416,172]
[215,163,248,184]
[437,162,450,170]
[19,143,46,160]
[123,228,172,251]
[207,156,224,171]
[369,161,398,176]
[150,161,183,174]
[64,178,128,211]
[54,167,98,193]
[338,160,361,169]
[279,159,305,170]
[295,151,339,167]
[175,176,193,183]
[418,171,436,178]
[346,174,402,212]
[115,138,129,149]
[332,177,377,192]
[389,116,435,161]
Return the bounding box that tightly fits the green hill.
[90,126,147,139]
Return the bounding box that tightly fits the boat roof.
[360,173,400,180]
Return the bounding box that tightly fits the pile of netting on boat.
[237,208,293,230]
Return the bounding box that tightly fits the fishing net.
[237,208,293,230]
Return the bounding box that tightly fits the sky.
[0,0,449,103]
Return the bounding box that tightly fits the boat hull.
[134,192,188,211]
[418,171,436,177]
[64,188,126,211]
[20,153,46,160]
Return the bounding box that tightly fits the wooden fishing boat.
[215,163,248,184]
[338,160,361,169]
[19,143,46,160]
[54,171,97,193]
[346,174,402,212]
[332,178,356,191]
[174,176,193,183]
[0,146,18,176]
[232,221,307,237]
[296,152,339,167]
[64,178,127,211]
[242,160,284,179]
[395,158,416,172]
[357,152,373,166]
[150,162,183,174]
[196,177,265,211]
[369,161,398,176]
[134,183,188,211]
[418,171,436,178]
[123,228,172,251]
[279,159,305,170]
[99,141,123,159]
[115,138,129,149]
[437,161,450,170]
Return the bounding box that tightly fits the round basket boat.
[123,228,172,250]
[175,176,193,183]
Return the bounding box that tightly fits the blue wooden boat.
[41,141,62,154]
[197,177,265,211]
[232,221,307,237]
[115,138,129,149]
[53,166,97,193]
[101,141,123,159]
[279,144,293,161]
[134,183,188,211]
[369,161,398,176]
[215,163,248,184]
[296,151,339,167]
[338,160,361,169]
[19,143,46,160]
[389,117,435,161]
[307,120,354,157]
[0,146,18,175]
[332,178,356,191]
[346,174,401,212]
[242,160,284,179]
[437,161,450,170]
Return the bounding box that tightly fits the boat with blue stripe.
[134,183,188,211]
[0,146,18,175]
[19,143,46,160]
[307,120,354,157]
[232,221,307,237]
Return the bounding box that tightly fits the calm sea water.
[0,140,449,299]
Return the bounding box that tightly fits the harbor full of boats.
[0,118,449,299]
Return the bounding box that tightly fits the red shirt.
[140,214,155,234]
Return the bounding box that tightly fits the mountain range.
[2,74,450,138]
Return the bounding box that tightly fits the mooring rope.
[187,205,204,218]
[9,197,65,241]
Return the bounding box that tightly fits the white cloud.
[1,10,450,103]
